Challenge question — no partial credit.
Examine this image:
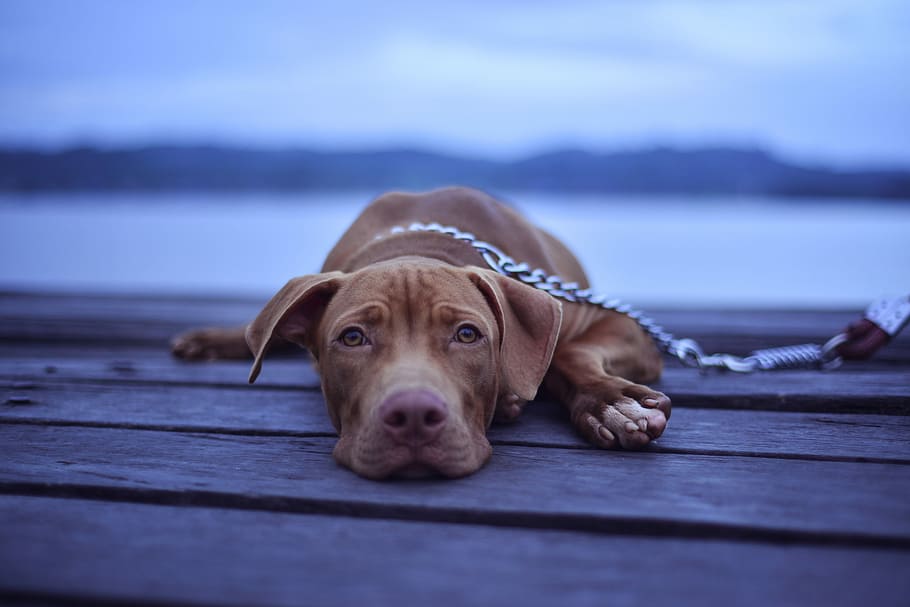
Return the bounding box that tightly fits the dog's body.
[173,187,670,478]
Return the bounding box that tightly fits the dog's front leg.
[544,313,671,449]
[171,325,252,360]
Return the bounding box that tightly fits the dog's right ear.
[245,272,346,384]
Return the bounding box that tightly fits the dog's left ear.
[469,269,563,401]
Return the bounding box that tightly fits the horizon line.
[3,140,910,173]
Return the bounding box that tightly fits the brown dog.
[172,187,671,478]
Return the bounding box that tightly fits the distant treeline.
[1,145,908,199]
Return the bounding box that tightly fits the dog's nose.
[378,390,448,446]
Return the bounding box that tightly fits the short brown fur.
[172,187,670,478]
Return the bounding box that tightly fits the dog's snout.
[378,390,448,446]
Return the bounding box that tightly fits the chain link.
[390,222,845,372]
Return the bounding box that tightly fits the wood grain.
[2,424,908,544]
[2,495,908,607]
[4,341,909,414]
[3,291,909,606]
[3,379,909,461]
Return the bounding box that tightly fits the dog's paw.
[570,383,671,449]
[171,328,251,361]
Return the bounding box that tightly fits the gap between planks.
[3,494,908,607]
[1,482,908,551]
[3,426,908,545]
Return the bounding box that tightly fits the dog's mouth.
[391,461,443,479]
[384,444,453,479]
[335,421,492,480]
[362,444,464,480]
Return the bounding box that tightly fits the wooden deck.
[1,291,909,606]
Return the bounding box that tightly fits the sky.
[0,0,908,167]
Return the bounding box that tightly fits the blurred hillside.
[1,145,908,199]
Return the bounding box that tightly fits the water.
[1,192,908,308]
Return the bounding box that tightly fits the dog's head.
[246,259,562,479]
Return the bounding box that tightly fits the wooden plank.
[3,343,909,414]
[0,292,257,346]
[0,380,333,435]
[0,344,322,388]
[3,291,908,362]
[1,496,907,607]
[656,367,910,414]
[3,379,910,462]
[1,425,908,544]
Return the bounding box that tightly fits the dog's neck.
[336,231,487,273]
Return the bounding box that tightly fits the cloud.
[0,0,907,165]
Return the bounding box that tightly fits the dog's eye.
[455,325,480,344]
[340,328,368,347]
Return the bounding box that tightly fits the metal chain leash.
[390,222,871,373]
